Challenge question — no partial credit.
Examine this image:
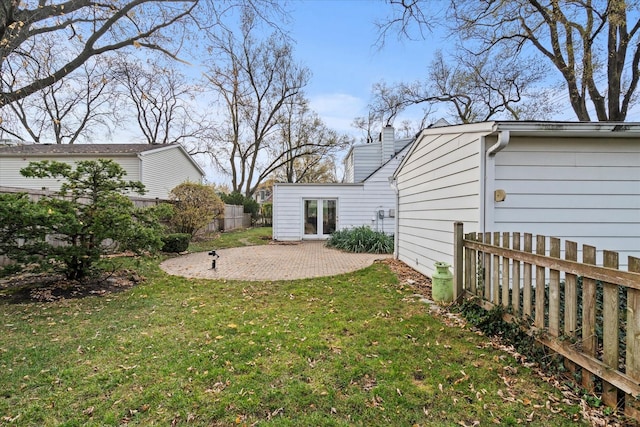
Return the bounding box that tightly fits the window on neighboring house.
[260,190,265,202]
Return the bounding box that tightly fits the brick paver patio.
[160,241,391,281]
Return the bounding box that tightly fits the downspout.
[137,153,144,184]
[483,130,510,233]
[487,130,510,156]
[389,176,399,260]
[135,153,145,199]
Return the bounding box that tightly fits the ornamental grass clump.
[326,226,393,254]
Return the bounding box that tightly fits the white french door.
[303,199,337,238]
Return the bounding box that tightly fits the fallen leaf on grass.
[453,371,469,385]
[118,364,138,371]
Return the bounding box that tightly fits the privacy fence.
[452,222,640,419]
[201,204,251,233]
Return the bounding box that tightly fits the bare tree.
[417,49,553,122]
[202,9,344,196]
[358,47,553,127]
[0,36,117,143]
[351,111,380,143]
[352,83,429,143]
[383,0,640,122]
[0,0,199,107]
[273,154,338,184]
[111,55,206,145]
[273,96,351,184]
[0,0,286,108]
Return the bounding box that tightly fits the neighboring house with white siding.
[273,126,413,241]
[0,143,205,199]
[391,121,640,277]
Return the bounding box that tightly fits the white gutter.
[483,130,510,233]
[487,130,510,156]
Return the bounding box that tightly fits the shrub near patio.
[0,252,587,425]
[326,226,394,254]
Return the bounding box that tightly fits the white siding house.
[392,121,640,277]
[0,143,205,199]
[273,127,413,241]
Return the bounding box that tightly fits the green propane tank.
[432,262,453,303]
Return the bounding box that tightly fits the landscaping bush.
[168,182,224,236]
[161,233,191,253]
[0,160,166,280]
[326,226,394,254]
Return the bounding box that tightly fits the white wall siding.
[273,184,363,241]
[344,151,354,183]
[395,131,483,278]
[273,146,409,240]
[140,146,203,199]
[353,143,382,182]
[0,155,140,192]
[492,136,640,267]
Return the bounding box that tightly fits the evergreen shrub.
[161,233,191,253]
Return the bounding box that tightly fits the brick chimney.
[381,125,395,163]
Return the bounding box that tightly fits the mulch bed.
[377,258,433,300]
[0,269,144,304]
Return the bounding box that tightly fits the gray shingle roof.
[0,143,169,155]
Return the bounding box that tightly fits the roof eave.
[492,121,640,137]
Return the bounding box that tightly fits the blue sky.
[286,0,640,129]
[286,0,439,135]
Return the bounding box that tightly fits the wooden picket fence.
[452,222,640,419]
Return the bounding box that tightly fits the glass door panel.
[304,200,318,235]
[322,200,336,235]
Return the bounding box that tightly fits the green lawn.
[0,230,587,426]
[188,227,273,253]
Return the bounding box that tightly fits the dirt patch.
[0,269,144,304]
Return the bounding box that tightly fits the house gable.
[0,143,204,199]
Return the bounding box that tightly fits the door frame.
[302,198,338,240]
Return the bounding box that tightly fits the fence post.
[626,257,640,419]
[512,232,521,315]
[453,222,464,303]
[602,250,620,408]
[534,235,546,329]
[582,245,597,392]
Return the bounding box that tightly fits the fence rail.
[453,222,640,419]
